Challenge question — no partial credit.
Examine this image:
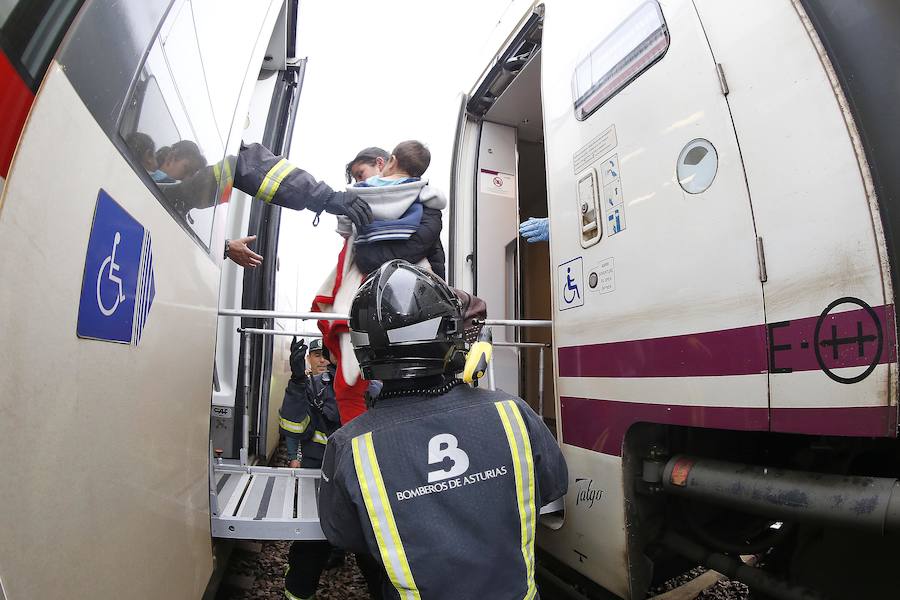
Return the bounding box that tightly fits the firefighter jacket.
[318,384,568,599]
[279,366,342,467]
[233,143,350,213]
[162,143,348,216]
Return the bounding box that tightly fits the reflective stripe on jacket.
[319,385,568,599]
[233,143,350,214]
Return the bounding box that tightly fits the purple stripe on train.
[557,301,896,379]
[560,397,897,456]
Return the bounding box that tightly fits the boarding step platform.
[211,463,565,541]
[211,464,325,540]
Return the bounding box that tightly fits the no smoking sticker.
[479,169,516,198]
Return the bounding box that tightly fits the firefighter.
[279,338,383,600]
[318,260,568,599]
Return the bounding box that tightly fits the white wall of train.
[0,1,291,598]
[453,1,900,599]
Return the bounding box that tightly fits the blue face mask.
[364,175,418,187]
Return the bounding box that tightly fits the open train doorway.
[451,8,555,429]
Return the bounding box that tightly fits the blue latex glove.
[519,217,549,243]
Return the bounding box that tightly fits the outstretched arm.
[234,143,372,228]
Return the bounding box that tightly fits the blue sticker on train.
[77,189,155,344]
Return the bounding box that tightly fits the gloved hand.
[519,217,550,243]
[325,192,373,230]
[289,336,308,383]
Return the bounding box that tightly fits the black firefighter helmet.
[349,260,467,380]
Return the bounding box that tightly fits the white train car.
[452,1,900,598]
[0,1,302,597]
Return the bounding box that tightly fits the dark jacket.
[234,143,351,214]
[164,143,348,216]
[318,385,568,599]
[353,207,446,280]
[279,366,341,467]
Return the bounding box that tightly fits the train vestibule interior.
[470,40,555,431]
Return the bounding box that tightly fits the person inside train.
[124,132,158,174]
[278,336,384,600]
[519,216,549,243]
[152,139,206,183]
[318,260,568,599]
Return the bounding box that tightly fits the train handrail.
[219,308,553,329]
[222,310,553,465]
[236,326,551,349]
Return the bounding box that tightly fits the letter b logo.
[427,433,469,483]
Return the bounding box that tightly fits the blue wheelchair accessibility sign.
[77,190,155,344]
[557,257,584,311]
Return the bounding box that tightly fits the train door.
[475,121,521,394]
[451,9,554,416]
[537,0,768,595]
[691,0,897,439]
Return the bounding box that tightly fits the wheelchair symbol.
[563,267,581,304]
[96,231,126,316]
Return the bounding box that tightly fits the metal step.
[210,465,565,541]
[211,464,325,540]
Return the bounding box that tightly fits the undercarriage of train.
[625,424,900,600]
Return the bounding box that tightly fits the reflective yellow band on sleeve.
[279,414,310,434]
[224,158,233,185]
[257,158,296,203]
[213,158,234,186]
[495,400,538,599]
[352,432,420,599]
[313,431,328,445]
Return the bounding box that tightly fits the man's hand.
[289,336,308,383]
[226,235,263,268]
[325,192,373,230]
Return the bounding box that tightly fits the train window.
[572,1,669,121]
[191,0,275,144]
[117,0,225,250]
[0,0,84,89]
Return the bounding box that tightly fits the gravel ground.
[222,541,370,600]
[647,566,751,599]
[697,579,751,600]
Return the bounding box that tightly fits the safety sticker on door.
[77,189,155,345]
[558,257,585,311]
[479,168,516,199]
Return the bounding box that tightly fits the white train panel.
[692,0,896,430]
[539,446,631,598]
[0,64,217,599]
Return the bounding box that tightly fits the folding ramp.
[211,462,562,540]
[211,464,324,540]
